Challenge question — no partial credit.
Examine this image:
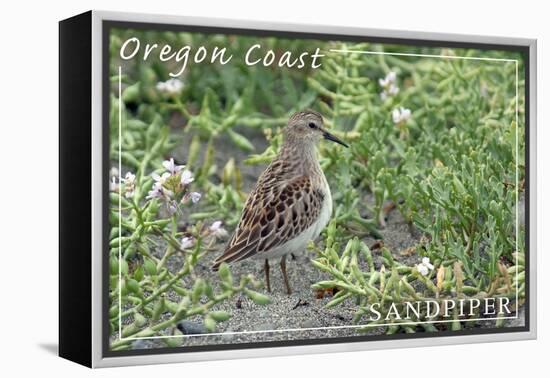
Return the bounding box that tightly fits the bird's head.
[284,110,349,148]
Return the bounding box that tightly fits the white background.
[0,0,546,376]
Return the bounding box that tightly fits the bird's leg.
[264,258,271,293]
[280,254,292,295]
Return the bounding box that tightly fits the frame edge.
[59,10,93,368]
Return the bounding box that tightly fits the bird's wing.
[212,170,324,269]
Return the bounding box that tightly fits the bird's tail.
[211,258,222,272]
[211,253,234,271]
[212,240,258,271]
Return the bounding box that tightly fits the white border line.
[328,49,519,62]
[118,66,123,338]
[116,49,522,342]
[515,60,520,313]
[127,316,519,341]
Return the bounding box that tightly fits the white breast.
[314,173,332,237]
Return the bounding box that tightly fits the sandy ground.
[127,200,525,351]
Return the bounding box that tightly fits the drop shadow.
[38,343,59,356]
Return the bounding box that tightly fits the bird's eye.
[308,122,316,129]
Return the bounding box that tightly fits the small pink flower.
[180,236,194,250]
[152,172,171,185]
[190,192,202,203]
[209,221,228,239]
[146,183,163,200]
[180,170,194,185]
[146,182,173,200]
[167,200,178,215]
[162,158,184,175]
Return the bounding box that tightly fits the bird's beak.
[322,129,349,148]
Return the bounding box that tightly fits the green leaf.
[126,278,140,294]
[133,266,144,282]
[133,312,147,327]
[227,129,255,152]
[204,316,217,332]
[152,298,165,321]
[209,311,230,322]
[244,289,271,305]
[143,258,157,276]
[164,336,183,348]
[218,263,233,286]
[122,82,140,103]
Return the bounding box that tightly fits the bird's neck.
[278,139,321,176]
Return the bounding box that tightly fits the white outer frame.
[90,10,537,368]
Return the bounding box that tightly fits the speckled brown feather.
[212,150,325,270]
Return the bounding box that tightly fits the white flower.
[109,167,120,192]
[210,220,229,239]
[417,257,434,276]
[109,176,119,192]
[387,84,399,96]
[190,191,202,203]
[180,236,194,250]
[162,158,184,175]
[109,167,119,178]
[417,264,429,276]
[180,170,194,185]
[379,71,399,101]
[422,257,434,269]
[156,78,184,95]
[124,172,135,184]
[380,84,399,100]
[378,71,397,87]
[392,107,412,125]
[122,172,136,198]
[210,220,223,231]
[152,171,171,185]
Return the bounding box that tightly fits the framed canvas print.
[59,10,537,368]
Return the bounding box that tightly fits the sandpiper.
[212,110,348,294]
